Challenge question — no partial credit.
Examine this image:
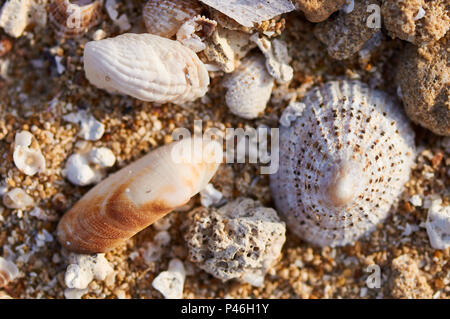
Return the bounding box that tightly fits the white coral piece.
[426,199,450,250]
[152,258,186,299]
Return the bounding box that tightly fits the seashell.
[270,80,416,247]
[198,0,295,28]
[83,33,210,104]
[57,137,223,253]
[48,0,103,38]
[143,0,203,38]
[224,54,274,119]
[0,257,19,288]
[13,130,46,176]
[3,188,35,210]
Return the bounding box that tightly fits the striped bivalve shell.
[270,80,416,247]
[83,33,210,104]
[57,137,223,253]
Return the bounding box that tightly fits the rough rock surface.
[314,0,381,60]
[184,198,286,286]
[389,254,433,299]
[382,0,449,46]
[396,33,449,136]
[295,0,346,23]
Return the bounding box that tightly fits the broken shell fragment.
[143,0,204,38]
[13,130,45,176]
[3,188,35,210]
[0,257,19,288]
[57,137,223,253]
[224,54,274,119]
[176,15,217,52]
[83,33,210,104]
[198,0,295,28]
[48,0,103,38]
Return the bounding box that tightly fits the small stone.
[3,188,34,210]
[64,253,114,290]
[200,183,223,208]
[63,110,105,141]
[314,0,381,60]
[396,34,449,136]
[382,0,449,46]
[409,195,423,207]
[294,0,346,22]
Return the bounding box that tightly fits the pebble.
[425,198,450,250]
[152,258,186,299]
[63,110,105,141]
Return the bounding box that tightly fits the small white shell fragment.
[64,288,89,299]
[0,257,19,288]
[279,102,306,127]
[152,258,186,299]
[3,188,34,209]
[64,146,115,186]
[0,0,31,38]
[198,0,295,27]
[89,147,116,167]
[13,130,46,176]
[176,15,217,53]
[142,231,171,264]
[63,110,105,141]
[250,34,293,84]
[426,199,450,250]
[105,0,131,32]
[83,33,210,104]
[414,6,426,21]
[224,54,274,119]
[200,183,223,207]
[409,194,423,207]
[64,253,114,290]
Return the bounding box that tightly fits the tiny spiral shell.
[57,137,222,254]
[143,0,203,38]
[48,0,103,38]
[270,80,416,247]
[0,257,18,288]
[83,33,210,104]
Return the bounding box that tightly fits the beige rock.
[295,0,346,23]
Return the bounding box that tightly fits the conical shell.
[48,0,103,38]
[57,137,223,253]
[143,0,203,38]
[83,33,210,104]
[270,80,416,247]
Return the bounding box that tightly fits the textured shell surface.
[84,33,210,104]
[143,0,203,38]
[270,80,416,247]
[48,0,103,38]
[0,257,19,288]
[57,137,222,254]
[224,54,274,119]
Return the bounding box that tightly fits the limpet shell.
[83,33,210,104]
[57,137,222,253]
[143,0,203,38]
[270,80,416,247]
[48,0,103,38]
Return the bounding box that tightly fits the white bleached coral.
[63,110,105,141]
[184,197,286,286]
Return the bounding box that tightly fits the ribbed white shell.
[83,33,210,104]
[224,54,274,119]
[270,80,416,247]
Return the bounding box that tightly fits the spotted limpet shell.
[270,80,416,247]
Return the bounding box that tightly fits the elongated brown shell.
[143,0,203,38]
[57,138,222,253]
[48,0,103,38]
